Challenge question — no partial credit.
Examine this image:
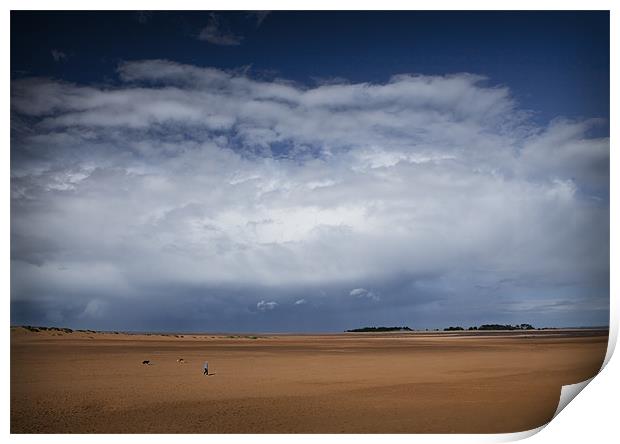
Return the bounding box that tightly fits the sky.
[10,11,610,332]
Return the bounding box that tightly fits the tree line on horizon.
[446,323,535,331]
[346,323,535,332]
[345,326,413,332]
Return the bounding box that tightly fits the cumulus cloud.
[198,13,243,46]
[10,59,609,330]
[257,300,278,311]
[349,288,380,302]
[294,299,307,305]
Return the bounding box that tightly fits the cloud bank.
[10,60,609,331]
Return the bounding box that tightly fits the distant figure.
[177,358,185,364]
[203,361,209,375]
[142,360,150,365]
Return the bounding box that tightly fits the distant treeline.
[21,325,76,333]
[17,325,118,334]
[444,323,535,331]
[346,324,536,333]
[346,326,412,332]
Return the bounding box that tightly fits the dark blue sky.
[11,11,609,331]
[12,11,609,132]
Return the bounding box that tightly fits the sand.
[10,327,608,433]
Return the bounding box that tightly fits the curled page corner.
[552,376,594,420]
[499,424,546,442]
[504,377,597,443]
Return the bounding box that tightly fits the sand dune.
[10,327,608,433]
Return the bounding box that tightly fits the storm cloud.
[10,60,609,331]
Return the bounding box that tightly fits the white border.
[3,2,617,443]
[2,1,618,11]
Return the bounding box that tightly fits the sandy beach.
[10,327,608,433]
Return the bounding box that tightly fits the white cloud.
[10,60,609,328]
[349,288,380,302]
[294,299,307,305]
[257,300,278,311]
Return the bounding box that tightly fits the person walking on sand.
[203,361,209,376]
